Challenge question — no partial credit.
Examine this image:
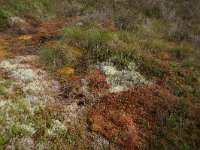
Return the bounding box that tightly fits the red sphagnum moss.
[88,84,178,149]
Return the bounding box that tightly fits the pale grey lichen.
[13,69,37,82]
[0,61,17,70]
[109,85,127,93]
[102,66,119,76]
[0,55,65,143]
[98,61,149,93]
[23,81,44,94]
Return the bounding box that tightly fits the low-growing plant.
[111,46,140,69]
[0,135,8,146]
[39,44,72,69]
[62,26,111,63]
[62,26,113,47]
[62,26,141,67]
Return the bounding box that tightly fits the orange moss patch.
[18,35,32,40]
[58,67,75,77]
[88,84,178,148]
[70,47,83,58]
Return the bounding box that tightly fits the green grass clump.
[111,45,140,69]
[39,44,72,69]
[62,26,140,67]
[62,26,114,47]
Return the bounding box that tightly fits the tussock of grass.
[39,43,73,69]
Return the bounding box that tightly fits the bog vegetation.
[0,0,200,149]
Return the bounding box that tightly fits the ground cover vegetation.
[0,0,200,149]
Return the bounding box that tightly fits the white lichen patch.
[13,69,37,82]
[99,62,149,93]
[109,85,126,93]
[0,55,67,148]
[23,81,44,94]
[0,61,17,70]
[102,66,119,76]
[0,55,60,101]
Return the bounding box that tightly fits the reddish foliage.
[88,70,111,93]
[67,75,82,82]
[39,23,58,30]
[88,84,178,149]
